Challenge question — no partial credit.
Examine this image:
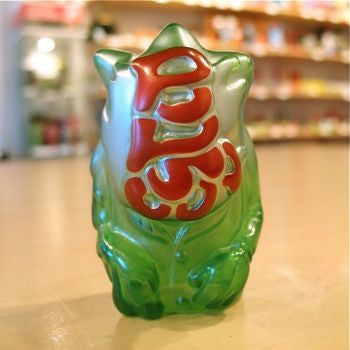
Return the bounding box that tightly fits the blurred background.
[0,0,349,160]
[0,3,348,345]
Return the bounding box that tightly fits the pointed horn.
[94,49,133,87]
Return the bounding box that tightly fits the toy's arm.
[188,129,263,307]
[91,143,163,318]
[90,141,111,229]
[232,129,263,260]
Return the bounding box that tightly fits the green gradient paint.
[91,23,263,319]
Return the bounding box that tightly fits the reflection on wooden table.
[0,143,347,350]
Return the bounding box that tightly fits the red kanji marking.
[147,147,224,201]
[158,87,212,124]
[132,47,211,112]
[124,177,171,219]
[222,142,241,193]
[176,181,217,220]
[126,115,219,172]
[125,47,241,219]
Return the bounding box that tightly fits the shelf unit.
[20,23,92,158]
[90,88,350,103]
[89,34,349,65]
[251,135,350,143]
[87,0,350,27]
[86,0,349,143]
[207,42,349,64]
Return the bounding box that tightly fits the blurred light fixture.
[183,0,197,5]
[200,0,213,7]
[36,37,56,53]
[24,51,62,80]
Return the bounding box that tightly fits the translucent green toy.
[91,23,263,319]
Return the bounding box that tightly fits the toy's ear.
[214,52,253,91]
[94,49,133,87]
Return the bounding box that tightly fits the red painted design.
[158,87,212,124]
[147,147,224,201]
[222,142,241,193]
[132,47,211,112]
[124,177,171,219]
[126,115,219,172]
[124,47,241,219]
[176,181,217,220]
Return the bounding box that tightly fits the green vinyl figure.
[91,23,263,319]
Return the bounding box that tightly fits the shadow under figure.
[91,23,263,319]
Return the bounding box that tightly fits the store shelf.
[88,0,350,28]
[253,135,349,143]
[175,1,350,28]
[86,1,349,146]
[90,90,349,103]
[247,120,349,143]
[249,90,349,102]
[207,42,349,65]
[22,24,88,39]
[24,86,90,102]
[89,36,350,66]
[29,143,89,159]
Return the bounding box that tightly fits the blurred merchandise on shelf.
[250,76,349,101]
[246,111,349,142]
[28,112,87,159]
[205,13,349,63]
[0,0,348,159]
[85,0,348,144]
[157,0,350,25]
[17,1,86,25]
[88,13,117,44]
[17,0,94,158]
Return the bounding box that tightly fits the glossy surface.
[92,23,262,318]
[0,144,348,349]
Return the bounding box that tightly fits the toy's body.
[91,24,263,319]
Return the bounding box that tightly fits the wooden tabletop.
[0,143,348,350]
